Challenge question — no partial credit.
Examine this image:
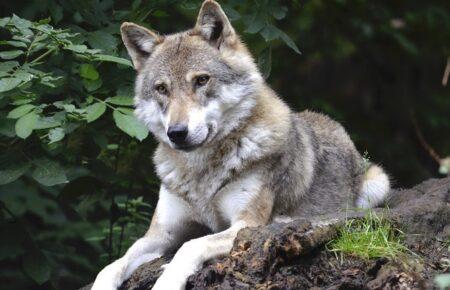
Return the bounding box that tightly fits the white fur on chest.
[215,171,263,224]
[154,126,271,230]
[157,169,264,232]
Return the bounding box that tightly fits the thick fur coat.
[92,1,390,289]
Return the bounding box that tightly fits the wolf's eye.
[155,84,168,95]
[195,75,210,87]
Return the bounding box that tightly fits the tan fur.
[92,2,390,289]
[120,22,162,71]
[237,187,274,227]
[167,98,191,125]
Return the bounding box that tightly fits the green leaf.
[116,86,134,97]
[222,6,241,21]
[12,98,34,105]
[32,158,68,186]
[12,35,31,44]
[116,107,133,114]
[0,161,31,185]
[0,117,15,137]
[14,70,34,82]
[79,64,99,80]
[279,30,301,54]
[22,248,51,285]
[48,127,65,144]
[105,96,134,106]
[62,104,76,113]
[0,61,19,73]
[64,44,88,53]
[92,54,133,67]
[244,10,265,34]
[272,6,288,20]
[86,95,94,104]
[258,46,272,79]
[0,50,24,60]
[39,75,63,88]
[34,116,61,129]
[0,17,10,27]
[261,25,280,41]
[113,110,148,141]
[10,14,32,29]
[15,111,38,139]
[87,30,118,54]
[82,77,103,91]
[7,104,35,119]
[0,40,28,48]
[0,77,21,92]
[85,102,106,123]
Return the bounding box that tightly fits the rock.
[119,256,173,290]
[83,177,450,290]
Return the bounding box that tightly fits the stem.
[117,182,133,257]
[25,32,39,63]
[93,97,116,110]
[108,136,123,263]
[39,133,50,140]
[410,112,442,164]
[442,56,450,86]
[30,47,56,64]
[108,196,115,263]
[0,201,17,219]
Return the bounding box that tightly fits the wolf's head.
[121,0,263,151]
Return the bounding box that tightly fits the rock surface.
[83,177,450,290]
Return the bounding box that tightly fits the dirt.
[82,177,450,290]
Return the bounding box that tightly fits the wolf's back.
[272,110,388,218]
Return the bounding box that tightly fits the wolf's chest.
[182,175,234,231]
[156,158,234,230]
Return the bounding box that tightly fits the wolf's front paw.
[92,261,123,290]
[152,273,187,290]
[152,261,195,290]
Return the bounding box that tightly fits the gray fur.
[271,111,366,218]
[92,2,389,289]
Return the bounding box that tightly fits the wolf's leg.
[92,186,199,290]
[151,220,248,290]
[356,165,390,208]
[152,186,273,290]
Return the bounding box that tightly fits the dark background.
[0,0,449,289]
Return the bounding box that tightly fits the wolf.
[92,1,390,289]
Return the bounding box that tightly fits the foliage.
[327,211,410,261]
[0,1,298,289]
[0,0,449,289]
[0,12,151,290]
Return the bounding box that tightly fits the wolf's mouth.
[174,144,198,152]
[174,125,212,152]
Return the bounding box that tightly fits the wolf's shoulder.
[295,110,354,148]
[296,110,342,130]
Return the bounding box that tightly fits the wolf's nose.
[167,124,188,144]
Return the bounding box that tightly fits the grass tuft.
[328,211,409,261]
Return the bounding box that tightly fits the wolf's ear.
[120,22,163,70]
[194,0,236,49]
